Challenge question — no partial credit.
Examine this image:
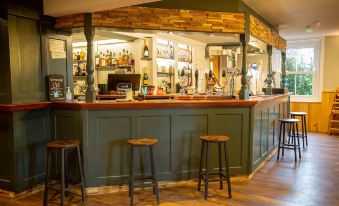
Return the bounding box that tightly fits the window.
[286,38,324,102]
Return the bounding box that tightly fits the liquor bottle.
[109,52,113,66]
[95,53,100,66]
[105,50,110,66]
[143,39,149,58]
[130,53,134,65]
[143,67,149,85]
[73,52,77,60]
[77,51,80,60]
[118,53,122,66]
[80,49,85,60]
[101,52,106,67]
[125,50,130,65]
[112,52,117,66]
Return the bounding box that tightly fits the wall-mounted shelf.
[96,66,133,70]
[157,72,174,76]
[141,57,152,61]
[73,60,87,63]
[177,60,192,63]
[157,56,174,60]
[73,75,87,78]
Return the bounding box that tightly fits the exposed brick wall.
[54,7,286,52]
[250,15,286,52]
[55,6,245,33]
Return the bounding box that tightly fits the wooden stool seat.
[200,135,230,142]
[279,118,300,123]
[198,135,232,200]
[44,139,86,206]
[127,138,158,146]
[290,112,307,116]
[47,140,80,149]
[128,138,160,205]
[277,119,301,162]
[290,112,308,148]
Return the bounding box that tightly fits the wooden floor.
[0,133,338,206]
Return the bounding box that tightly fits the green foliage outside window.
[286,48,314,95]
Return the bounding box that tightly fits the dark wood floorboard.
[0,133,338,206]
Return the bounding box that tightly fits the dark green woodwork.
[252,96,290,169]
[41,30,74,99]
[265,45,273,95]
[50,97,288,188]
[0,2,72,104]
[51,107,252,187]
[281,52,287,89]
[0,18,12,103]
[0,109,51,193]
[84,13,95,102]
[7,14,44,103]
[239,34,249,100]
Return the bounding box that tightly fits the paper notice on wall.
[51,52,66,59]
[49,39,66,59]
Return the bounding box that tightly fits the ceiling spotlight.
[277,24,287,29]
[305,26,313,33]
[313,21,321,27]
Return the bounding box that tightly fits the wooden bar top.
[0,94,289,111]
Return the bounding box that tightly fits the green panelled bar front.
[49,95,289,188]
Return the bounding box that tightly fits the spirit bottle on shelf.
[80,49,85,60]
[130,53,135,65]
[143,39,149,58]
[95,53,100,66]
[118,53,122,66]
[143,67,149,85]
[105,50,110,66]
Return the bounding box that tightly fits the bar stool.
[127,138,160,206]
[198,135,232,200]
[277,119,301,162]
[43,140,86,206]
[290,112,308,148]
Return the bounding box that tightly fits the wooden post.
[84,13,95,102]
[281,52,286,89]
[239,34,249,100]
[265,45,273,95]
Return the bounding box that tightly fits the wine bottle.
[143,39,149,58]
[143,67,149,85]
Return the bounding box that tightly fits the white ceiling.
[43,0,160,17]
[243,0,339,39]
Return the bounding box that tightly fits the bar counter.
[0,94,289,192]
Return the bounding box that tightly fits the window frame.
[286,38,324,102]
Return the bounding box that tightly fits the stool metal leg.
[292,123,297,162]
[149,146,160,204]
[277,122,282,160]
[296,123,301,159]
[301,118,305,148]
[129,146,135,206]
[61,149,65,206]
[198,141,205,192]
[76,145,86,205]
[64,150,70,197]
[43,148,51,206]
[303,115,308,146]
[282,123,286,157]
[204,142,209,200]
[218,143,223,190]
[224,142,232,198]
